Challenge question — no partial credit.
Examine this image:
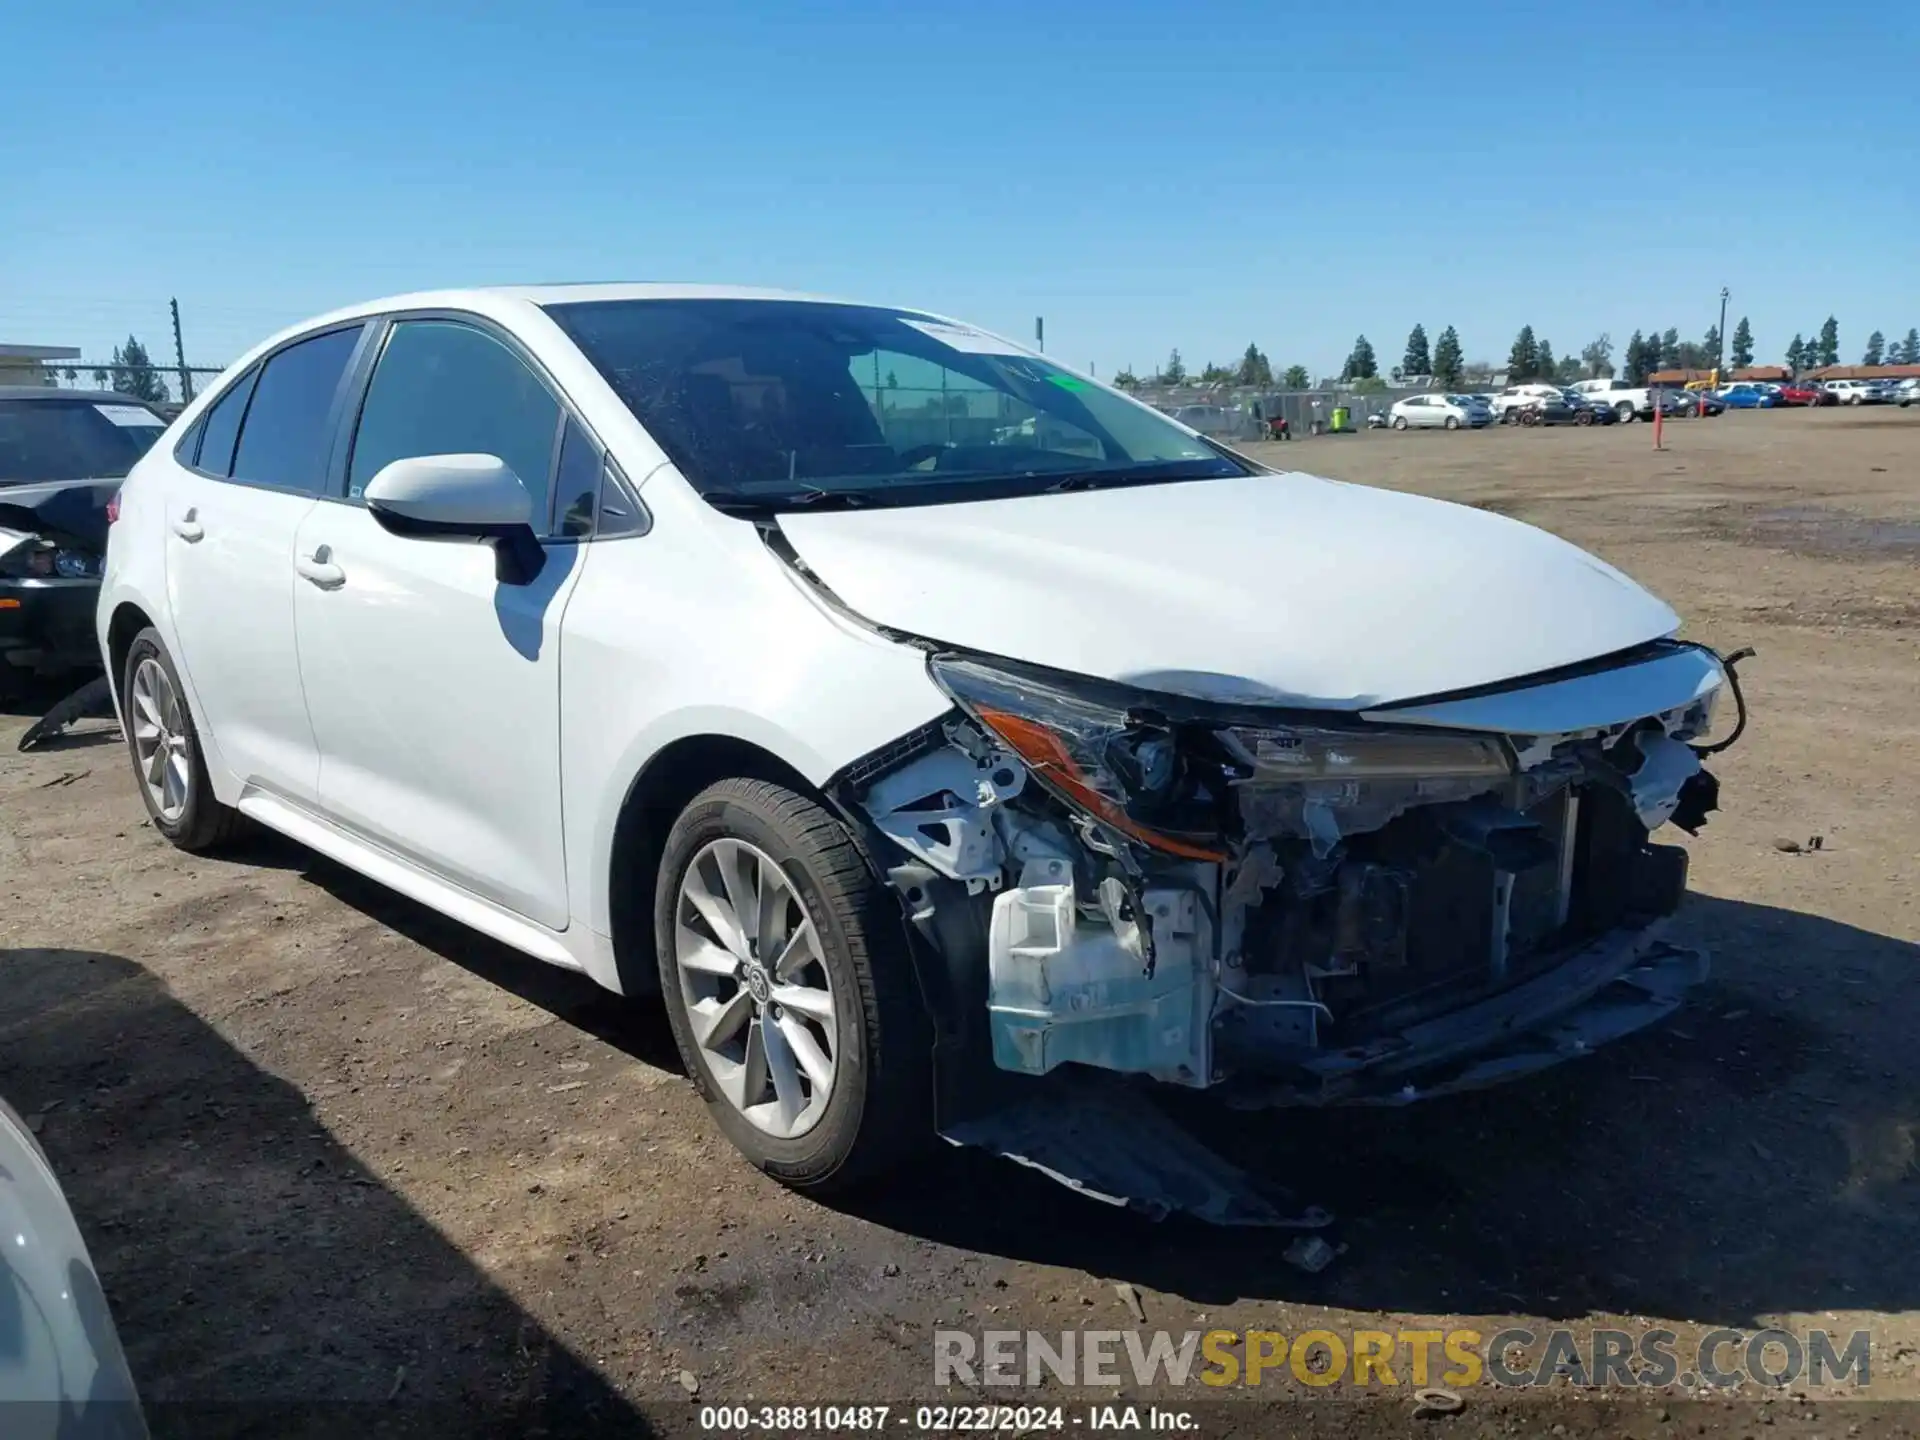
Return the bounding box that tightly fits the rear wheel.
[1575,407,1593,426]
[1443,414,1460,430]
[655,778,930,1192]
[1616,402,1636,423]
[120,628,241,852]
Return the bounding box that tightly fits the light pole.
[1717,287,1730,378]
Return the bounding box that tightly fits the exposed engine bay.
[838,640,1745,1109]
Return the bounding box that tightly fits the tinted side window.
[192,367,259,477]
[231,327,363,491]
[552,416,600,537]
[347,321,560,524]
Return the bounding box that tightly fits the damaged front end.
[839,642,1742,1123]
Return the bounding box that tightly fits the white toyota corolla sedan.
[98,284,1743,1199]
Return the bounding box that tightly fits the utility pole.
[170,297,194,403]
[1035,316,1044,353]
[1716,287,1729,380]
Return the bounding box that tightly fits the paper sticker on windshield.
[95,404,162,428]
[901,319,1027,356]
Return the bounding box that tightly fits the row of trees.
[55,335,172,403]
[1111,313,1920,395]
[1113,346,1310,392]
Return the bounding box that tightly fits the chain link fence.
[1127,381,1455,440]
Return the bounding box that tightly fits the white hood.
[777,472,1680,709]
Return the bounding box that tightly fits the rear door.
[163,325,366,803]
[291,316,584,928]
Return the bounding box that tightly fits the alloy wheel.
[129,656,191,824]
[674,837,838,1138]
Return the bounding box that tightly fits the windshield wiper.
[701,486,884,515]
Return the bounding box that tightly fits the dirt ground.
[3,407,1917,1439]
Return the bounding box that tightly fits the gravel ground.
[3,406,1917,1439]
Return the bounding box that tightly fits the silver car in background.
[1388,394,1488,429]
[0,1096,147,1437]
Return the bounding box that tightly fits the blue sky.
[6,2,1916,382]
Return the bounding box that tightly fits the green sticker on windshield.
[1046,375,1090,392]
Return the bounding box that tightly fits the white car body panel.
[290,502,583,930]
[161,474,322,803]
[778,472,1681,708]
[556,479,950,950]
[1364,643,1724,734]
[0,1100,145,1430]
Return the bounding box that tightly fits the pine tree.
[1281,364,1311,390]
[1703,324,1721,370]
[1785,335,1806,374]
[1623,331,1648,385]
[1535,339,1556,383]
[1902,329,1920,366]
[1507,326,1539,381]
[1402,324,1431,378]
[1730,317,1755,369]
[1431,327,1463,388]
[1236,342,1272,387]
[1818,316,1839,367]
[1863,331,1886,366]
[1658,328,1681,370]
[1160,348,1186,385]
[1343,335,1378,381]
[109,335,169,404]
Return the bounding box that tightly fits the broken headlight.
[1218,726,1512,781]
[928,654,1228,860]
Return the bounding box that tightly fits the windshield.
[544,299,1245,511]
[0,398,166,484]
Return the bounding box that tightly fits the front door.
[291,317,581,930]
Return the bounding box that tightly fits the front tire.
[120,628,241,852]
[1392,414,1408,430]
[655,778,929,1192]
[1616,403,1636,423]
[1444,415,1460,430]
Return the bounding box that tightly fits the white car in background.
[1896,378,1920,407]
[96,283,1740,1201]
[1822,379,1892,405]
[1489,383,1569,421]
[1388,394,1485,429]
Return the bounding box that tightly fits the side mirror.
[363,454,545,585]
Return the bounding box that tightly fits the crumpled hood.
[777,471,1680,709]
[0,477,119,552]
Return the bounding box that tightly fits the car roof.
[304,282,862,330]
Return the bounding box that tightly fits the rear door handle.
[171,509,203,543]
[296,545,345,590]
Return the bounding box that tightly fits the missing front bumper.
[1223,919,1708,1106]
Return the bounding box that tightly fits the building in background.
[0,342,80,386]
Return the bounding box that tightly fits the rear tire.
[1444,415,1460,430]
[654,778,930,1193]
[1616,403,1636,423]
[120,628,242,853]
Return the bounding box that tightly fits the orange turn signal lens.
[975,705,1227,862]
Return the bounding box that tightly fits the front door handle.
[296,545,345,590]
[171,508,203,543]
